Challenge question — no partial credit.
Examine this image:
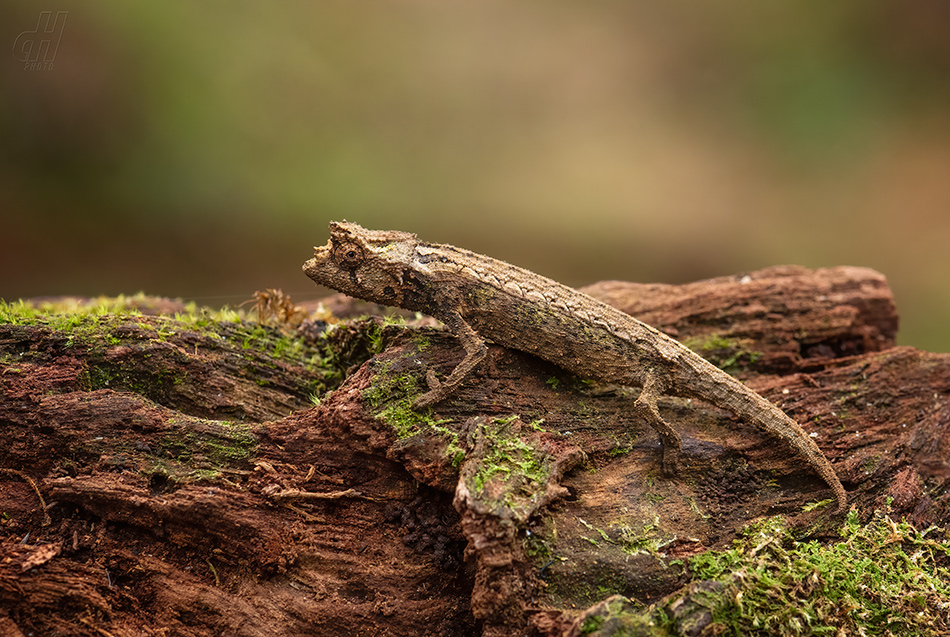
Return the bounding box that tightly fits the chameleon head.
[302,221,422,308]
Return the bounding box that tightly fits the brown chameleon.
[303,221,847,511]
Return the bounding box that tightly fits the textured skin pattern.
[303,222,847,511]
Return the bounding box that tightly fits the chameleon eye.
[333,241,365,269]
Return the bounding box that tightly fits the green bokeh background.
[2,1,948,351]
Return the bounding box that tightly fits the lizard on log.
[303,221,848,512]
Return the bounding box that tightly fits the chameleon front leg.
[633,371,683,475]
[413,311,488,409]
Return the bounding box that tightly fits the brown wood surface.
[0,266,946,636]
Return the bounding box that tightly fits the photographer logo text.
[14,11,68,71]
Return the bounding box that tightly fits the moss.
[0,295,242,343]
[682,511,950,636]
[683,333,763,373]
[578,518,609,547]
[0,299,36,324]
[0,295,147,325]
[527,418,547,432]
[685,495,711,520]
[579,614,605,634]
[0,296,325,367]
[225,322,322,371]
[431,420,466,468]
[364,318,403,353]
[465,417,553,519]
[569,510,950,636]
[522,524,554,562]
[57,413,258,488]
[85,359,189,399]
[364,360,553,517]
[157,418,257,480]
[363,361,425,437]
[576,595,658,636]
[615,517,674,558]
[576,515,675,559]
[361,358,461,463]
[209,421,257,461]
[413,333,431,351]
[471,425,548,493]
[861,453,885,477]
[314,316,414,393]
[0,296,360,406]
[607,444,631,457]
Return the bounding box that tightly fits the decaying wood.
[581,265,898,369]
[0,266,947,637]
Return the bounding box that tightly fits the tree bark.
[0,266,946,636]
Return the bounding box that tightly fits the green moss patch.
[361,357,463,466]
[0,296,358,405]
[159,418,256,466]
[685,510,950,636]
[577,509,950,636]
[683,333,763,373]
[463,416,554,520]
[471,418,550,494]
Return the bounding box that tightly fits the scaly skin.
[303,221,848,511]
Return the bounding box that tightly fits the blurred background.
[1,1,948,351]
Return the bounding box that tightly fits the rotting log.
[0,266,947,637]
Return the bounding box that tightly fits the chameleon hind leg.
[633,371,683,475]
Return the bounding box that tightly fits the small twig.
[265,486,362,502]
[0,468,51,526]
[285,503,322,522]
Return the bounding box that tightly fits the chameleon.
[303,221,848,512]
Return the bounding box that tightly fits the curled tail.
[688,363,848,512]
